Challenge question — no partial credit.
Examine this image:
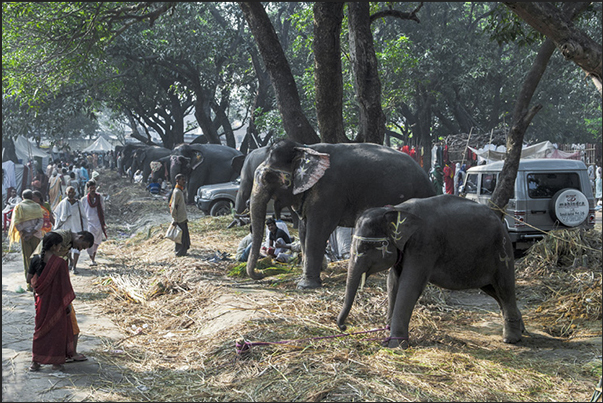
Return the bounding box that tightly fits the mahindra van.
[460,159,596,249]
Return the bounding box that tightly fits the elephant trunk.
[337,261,364,331]
[246,188,271,280]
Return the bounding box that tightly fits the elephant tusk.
[360,272,366,291]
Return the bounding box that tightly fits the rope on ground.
[235,325,409,355]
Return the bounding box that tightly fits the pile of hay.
[516,228,602,338]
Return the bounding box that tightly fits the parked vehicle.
[460,159,596,250]
[194,179,284,218]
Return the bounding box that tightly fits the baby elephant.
[337,195,524,348]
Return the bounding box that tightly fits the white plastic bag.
[165,224,182,244]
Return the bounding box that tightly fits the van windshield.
[464,173,478,194]
[527,172,580,198]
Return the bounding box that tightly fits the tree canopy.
[2,2,601,154]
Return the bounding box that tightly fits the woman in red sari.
[27,232,75,372]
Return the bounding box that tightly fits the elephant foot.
[296,277,321,290]
[503,318,523,344]
[383,337,410,349]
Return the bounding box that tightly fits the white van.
[460,159,596,249]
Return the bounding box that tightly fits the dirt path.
[2,244,124,402]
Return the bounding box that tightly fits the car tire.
[210,200,233,217]
[549,188,589,227]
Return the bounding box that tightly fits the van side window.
[480,173,497,195]
[464,173,478,194]
[527,173,580,198]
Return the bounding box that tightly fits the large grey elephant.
[131,146,172,184]
[246,139,435,289]
[234,146,297,223]
[166,143,245,204]
[120,143,148,178]
[337,195,524,348]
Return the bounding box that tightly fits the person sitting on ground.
[133,170,144,183]
[3,188,22,214]
[235,225,257,262]
[263,217,292,261]
[272,237,302,263]
[146,178,162,195]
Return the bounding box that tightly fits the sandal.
[29,362,40,372]
[51,364,64,371]
[66,354,87,362]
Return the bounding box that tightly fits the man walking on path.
[7,189,44,286]
[80,180,107,266]
[169,173,190,257]
[53,187,89,274]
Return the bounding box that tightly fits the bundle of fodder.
[516,228,602,276]
[516,228,602,338]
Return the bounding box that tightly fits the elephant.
[165,143,245,204]
[246,139,435,289]
[234,146,297,224]
[119,143,148,179]
[131,146,172,184]
[336,195,525,348]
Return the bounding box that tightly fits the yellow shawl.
[8,199,43,246]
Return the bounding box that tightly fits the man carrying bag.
[169,174,190,257]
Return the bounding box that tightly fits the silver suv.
[461,159,596,249]
[194,179,282,217]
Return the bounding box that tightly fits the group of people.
[235,217,300,264]
[8,178,107,280]
[6,179,109,372]
[429,161,468,196]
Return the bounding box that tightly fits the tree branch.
[370,2,423,24]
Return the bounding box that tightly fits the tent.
[13,136,50,163]
[468,141,580,164]
[82,136,114,153]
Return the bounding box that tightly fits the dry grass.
[82,171,601,402]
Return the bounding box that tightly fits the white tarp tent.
[13,136,50,163]
[82,136,114,153]
[468,141,580,164]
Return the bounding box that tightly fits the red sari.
[31,254,75,365]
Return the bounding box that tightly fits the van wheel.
[549,188,589,227]
[210,200,233,217]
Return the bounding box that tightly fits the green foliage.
[483,3,544,47]
[2,2,600,150]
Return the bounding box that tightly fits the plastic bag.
[165,224,182,244]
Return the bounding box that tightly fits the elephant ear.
[149,160,163,173]
[191,151,205,170]
[385,208,422,252]
[291,147,330,195]
[231,155,246,176]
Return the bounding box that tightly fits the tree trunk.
[489,39,556,217]
[194,96,221,145]
[239,2,320,145]
[313,2,346,144]
[490,3,592,216]
[347,2,386,144]
[504,2,601,95]
[241,44,274,154]
[415,83,434,173]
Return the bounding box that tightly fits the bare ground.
[2,169,601,402]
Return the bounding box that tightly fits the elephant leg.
[142,166,151,183]
[296,216,335,289]
[483,279,523,344]
[386,265,402,324]
[388,262,429,349]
